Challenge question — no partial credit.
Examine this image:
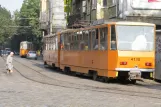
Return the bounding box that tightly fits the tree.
[16,0,41,50]
[64,0,72,24]
[0,5,14,46]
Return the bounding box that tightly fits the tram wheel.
[92,72,98,81]
[64,67,70,75]
[104,77,110,83]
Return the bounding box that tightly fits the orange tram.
[20,41,33,58]
[43,21,155,84]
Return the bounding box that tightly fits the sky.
[0,0,24,15]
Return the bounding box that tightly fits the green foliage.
[0,6,14,44]
[64,0,72,24]
[64,0,72,13]
[15,0,41,50]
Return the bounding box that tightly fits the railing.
[39,12,49,30]
[67,14,90,28]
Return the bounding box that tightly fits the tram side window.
[53,37,55,51]
[100,27,108,50]
[79,31,85,50]
[51,37,53,50]
[55,36,58,50]
[92,29,99,50]
[73,32,78,50]
[111,25,117,50]
[70,33,74,50]
[43,39,46,50]
[85,31,89,50]
[64,34,67,50]
[47,38,49,50]
[88,30,92,50]
[44,39,46,50]
[64,33,70,51]
[45,38,47,50]
[60,34,64,50]
[51,37,54,50]
[75,32,79,50]
[49,37,51,50]
[48,38,50,50]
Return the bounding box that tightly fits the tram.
[20,41,33,57]
[43,21,155,83]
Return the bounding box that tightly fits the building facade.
[67,0,161,28]
[39,0,66,35]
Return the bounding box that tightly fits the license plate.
[129,68,141,79]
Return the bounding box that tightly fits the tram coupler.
[128,68,142,80]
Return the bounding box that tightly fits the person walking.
[6,52,14,73]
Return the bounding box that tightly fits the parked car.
[26,51,37,60]
[1,50,8,56]
[7,51,11,55]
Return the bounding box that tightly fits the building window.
[103,0,107,7]
[87,0,91,14]
[92,0,97,10]
[112,0,116,5]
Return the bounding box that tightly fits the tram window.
[50,37,52,50]
[60,34,64,50]
[110,25,117,50]
[48,38,50,50]
[70,34,74,50]
[53,37,55,50]
[79,31,86,51]
[77,34,79,41]
[88,30,92,50]
[64,34,67,50]
[75,32,79,50]
[55,36,58,50]
[46,38,48,50]
[84,30,89,51]
[92,29,99,50]
[50,37,51,50]
[52,37,54,50]
[47,38,49,50]
[100,27,107,50]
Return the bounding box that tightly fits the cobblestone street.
[0,56,161,107]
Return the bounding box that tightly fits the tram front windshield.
[116,25,154,51]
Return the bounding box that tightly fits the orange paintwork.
[43,50,59,67]
[43,22,155,79]
[20,49,29,57]
[117,51,155,69]
[60,51,108,76]
[43,35,60,67]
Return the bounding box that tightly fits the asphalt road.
[0,56,161,107]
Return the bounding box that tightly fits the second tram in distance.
[20,41,33,58]
[43,21,155,84]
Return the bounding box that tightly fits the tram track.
[2,56,161,99]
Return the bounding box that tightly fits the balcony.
[39,12,49,30]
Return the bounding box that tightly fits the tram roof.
[43,21,155,37]
[114,21,155,26]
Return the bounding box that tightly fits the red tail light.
[120,61,127,65]
[145,62,152,66]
